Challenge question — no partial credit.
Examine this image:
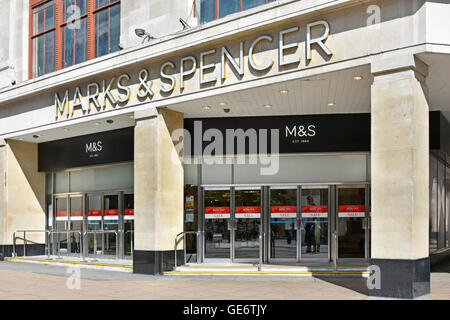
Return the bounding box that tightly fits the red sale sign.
[302,205,328,218]
[56,210,67,217]
[104,209,119,216]
[271,206,297,218]
[70,210,83,217]
[125,209,134,216]
[338,205,365,218]
[205,206,230,219]
[88,210,102,216]
[236,206,260,218]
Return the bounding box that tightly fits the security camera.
[134,28,155,43]
[117,43,124,50]
[11,80,16,85]
[223,108,230,113]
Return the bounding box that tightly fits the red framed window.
[61,0,88,68]
[94,0,121,58]
[29,0,121,79]
[31,0,56,78]
[199,0,275,24]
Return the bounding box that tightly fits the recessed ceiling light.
[219,102,227,106]
[328,102,335,106]
[280,89,289,94]
[264,104,272,108]
[94,122,100,126]
[353,76,363,80]
[202,106,211,110]
[63,128,69,132]
[106,119,114,124]
[129,115,134,119]
[33,134,41,139]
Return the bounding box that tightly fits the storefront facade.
[0,0,450,299]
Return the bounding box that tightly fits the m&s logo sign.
[85,141,103,153]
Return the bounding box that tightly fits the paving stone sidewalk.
[0,261,448,300]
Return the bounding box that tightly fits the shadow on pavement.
[312,276,369,296]
[431,250,450,273]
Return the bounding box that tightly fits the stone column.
[0,138,6,259]
[0,139,46,258]
[370,54,430,298]
[133,107,184,274]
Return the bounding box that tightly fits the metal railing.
[51,231,83,259]
[257,231,266,272]
[174,231,200,271]
[332,231,338,270]
[125,230,134,257]
[13,230,50,258]
[82,230,119,260]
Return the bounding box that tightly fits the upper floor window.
[32,0,56,77]
[62,0,88,68]
[30,0,121,79]
[199,0,276,24]
[95,0,121,57]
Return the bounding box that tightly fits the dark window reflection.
[200,0,216,24]
[219,0,240,18]
[338,188,365,258]
[243,0,265,10]
[201,0,277,24]
[95,3,120,58]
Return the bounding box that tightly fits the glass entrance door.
[124,193,134,257]
[301,187,329,260]
[234,188,261,260]
[269,188,298,260]
[86,194,102,256]
[103,194,119,257]
[55,197,68,255]
[204,189,231,259]
[69,196,83,255]
[337,186,366,258]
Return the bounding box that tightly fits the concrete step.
[5,256,133,273]
[165,265,369,277]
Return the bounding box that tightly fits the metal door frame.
[201,187,233,261]
[53,195,69,256]
[68,193,84,256]
[267,185,299,263]
[85,192,103,258]
[335,184,369,261]
[102,191,122,259]
[233,186,263,263]
[299,185,333,263]
[123,191,135,260]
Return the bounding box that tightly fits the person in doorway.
[305,196,315,253]
[314,220,321,253]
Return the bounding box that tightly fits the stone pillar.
[370,54,430,299]
[133,107,184,274]
[0,139,46,258]
[0,138,6,259]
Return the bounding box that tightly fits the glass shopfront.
[48,163,134,259]
[184,114,372,264]
[196,182,370,264]
[41,128,135,260]
[184,153,371,264]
